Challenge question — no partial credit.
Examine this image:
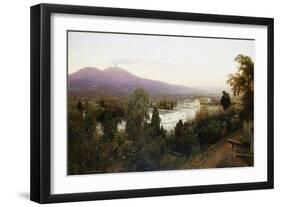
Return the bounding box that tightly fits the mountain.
[68,67,198,95]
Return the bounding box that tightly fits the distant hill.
[68,67,199,95]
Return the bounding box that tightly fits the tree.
[160,125,166,138]
[125,88,150,140]
[96,97,125,142]
[99,99,105,108]
[227,54,254,120]
[220,91,231,110]
[102,111,116,142]
[197,119,223,147]
[68,104,83,142]
[227,55,254,153]
[171,102,174,110]
[68,102,100,174]
[136,141,161,171]
[77,99,83,113]
[175,119,184,138]
[150,107,161,136]
[173,119,194,156]
[81,105,99,167]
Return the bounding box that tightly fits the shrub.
[172,135,194,157]
[197,119,223,147]
[136,141,161,171]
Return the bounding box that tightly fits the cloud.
[110,57,174,69]
[110,58,139,67]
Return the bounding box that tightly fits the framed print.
[30,3,274,203]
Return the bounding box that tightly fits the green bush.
[136,141,161,171]
[197,119,223,147]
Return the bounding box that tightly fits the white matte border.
[51,13,268,194]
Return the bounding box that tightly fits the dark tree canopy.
[125,88,150,140]
[227,54,254,119]
[150,107,161,136]
[175,119,184,138]
[102,111,117,142]
[220,91,231,110]
[77,99,83,113]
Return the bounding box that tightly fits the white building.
[117,120,126,132]
[176,98,200,109]
[197,97,212,105]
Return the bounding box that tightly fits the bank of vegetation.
[68,54,254,174]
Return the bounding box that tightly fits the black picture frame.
[30,3,274,204]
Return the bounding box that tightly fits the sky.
[68,31,254,88]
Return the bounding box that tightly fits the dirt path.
[181,130,248,169]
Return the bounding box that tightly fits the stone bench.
[227,138,241,157]
[227,138,253,159]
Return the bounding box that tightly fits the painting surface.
[67,31,254,175]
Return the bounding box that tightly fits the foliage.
[101,111,116,142]
[68,101,100,174]
[150,107,161,136]
[68,104,83,142]
[197,119,223,147]
[136,136,161,171]
[77,99,83,113]
[125,88,150,140]
[172,120,198,156]
[157,100,177,110]
[97,97,125,121]
[160,125,166,138]
[96,97,126,142]
[227,54,254,120]
[98,131,137,172]
[195,106,209,123]
[220,91,231,110]
[68,84,244,174]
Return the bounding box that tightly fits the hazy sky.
[68,31,254,88]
